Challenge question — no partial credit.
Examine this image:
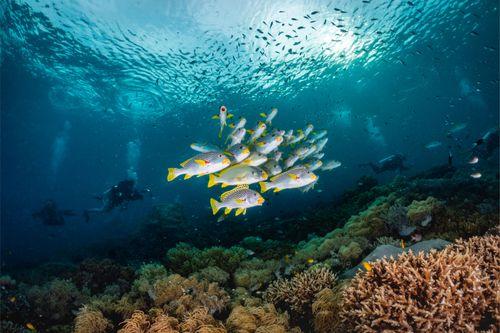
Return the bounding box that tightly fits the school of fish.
[167,106,341,217]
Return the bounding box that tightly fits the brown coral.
[148,313,180,333]
[265,267,336,315]
[118,310,150,333]
[340,236,499,332]
[180,307,226,333]
[74,305,113,333]
[226,303,300,333]
[311,283,347,333]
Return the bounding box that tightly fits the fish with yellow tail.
[167,152,231,181]
[259,166,318,193]
[247,121,267,142]
[260,107,278,125]
[212,105,233,138]
[210,185,265,216]
[207,164,268,188]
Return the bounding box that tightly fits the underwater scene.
[1,0,499,332]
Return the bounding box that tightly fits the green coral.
[406,196,443,226]
[132,263,169,295]
[233,258,279,291]
[192,266,230,285]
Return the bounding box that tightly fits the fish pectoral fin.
[273,188,281,192]
[194,159,207,167]
[224,208,232,215]
[288,173,299,180]
[227,113,234,119]
[260,113,267,117]
[184,174,193,180]
[247,129,254,134]
[235,208,245,216]
[221,183,230,188]
[212,115,220,119]
[228,123,235,128]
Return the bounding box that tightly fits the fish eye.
[219,154,223,157]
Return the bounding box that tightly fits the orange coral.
[74,305,112,333]
[265,267,336,314]
[340,236,499,332]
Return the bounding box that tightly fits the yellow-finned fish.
[303,124,314,138]
[306,258,315,264]
[207,164,267,188]
[226,144,251,163]
[315,137,328,152]
[304,159,323,171]
[255,133,284,154]
[167,152,231,181]
[241,152,268,167]
[229,116,246,131]
[212,105,233,138]
[284,153,300,169]
[309,129,327,142]
[260,107,278,125]
[227,127,246,146]
[259,166,317,193]
[210,185,265,216]
[321,160,341,171]
[262,160,282,176]
[362,261,372,271]
[248,121,267,142]
[190,142,221,153]
[26,323,36,331]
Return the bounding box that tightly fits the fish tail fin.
[218,128,223,138]
[210,198,220,215]
[260,112,267,118]
[208,174,217,188]
[259,181,269,193]
[167,168,180,182]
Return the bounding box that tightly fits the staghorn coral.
[340,236,499,332]
[226,304,300,333]
[265,267,336,315]
[74,305,112,333]
[233,259,279,292]
[151,274,229,317]
[180,307,226,333]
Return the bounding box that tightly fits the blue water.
[1,0,498,268]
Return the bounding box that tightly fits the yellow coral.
[74,306,112,333]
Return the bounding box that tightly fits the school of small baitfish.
[167,106,341,217]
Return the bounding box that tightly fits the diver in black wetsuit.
[84,179,150,222]
[360,154,410,174]
[32,200,76,226]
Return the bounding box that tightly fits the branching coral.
[74,305,112,333]
[340,235,499,332]
[265,267,336,315]
[226,304,300,333]
[151,274,229,317]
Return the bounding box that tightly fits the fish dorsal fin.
[180,158,191,167]
[220,185,249,201]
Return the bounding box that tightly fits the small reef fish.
[321,160,342,170]
[190,142,221,153]
[470,172,482,179]
[241,152,267,166]
[255,133,284,154]
[306,258,315,264]
[167,152,231,181]
[270,150,283,162]
[262,160,282,176]
[468,156,479,164]
[207,164,268,188]
[227,127,246,146]
[284,154,300,169]
[26,323,36,331]
[292,146,310,158]
[304,159,322,171]
[212,105,233,138]
[229,117,246,131]
[301,144,317,160]
[248,121,267,142]
[226,144,251,163]
[448,123,467,134]
[284,129,294,143]
[300,178,318,193]
[401,239,405,249]
[315,137,328,152]
[288,131,305,145]
[210,185,265,216]
[303,124,314,138]
[259,166,318,193]
[260,107,278,125]
[362,261,372,271]
[425,141,442,149]
[309,130,327,142]
[411,233,422,242]
[312,152,324,159]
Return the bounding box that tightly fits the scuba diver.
[360,154,410,174]
[84,179,150,222]
[471,128,499,159]
[32,200,76,226]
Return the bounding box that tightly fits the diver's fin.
[224,208,232,215]
[167,168,179,182]
[208,174,217,188]
[194,159,207,167]
[260,113,267,118]
[184,174,193,180]
[259,182,268,193]
[210,198,220,215]
[227,113,234,119]
[235,208,244,216]
[212,115,220,120]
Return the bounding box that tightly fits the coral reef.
[74,305,113,333]
[340,235,499,332]
[265,267,336,315]
[311,283,347,333]
[233,259,279,291]
[226,304,301,333]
